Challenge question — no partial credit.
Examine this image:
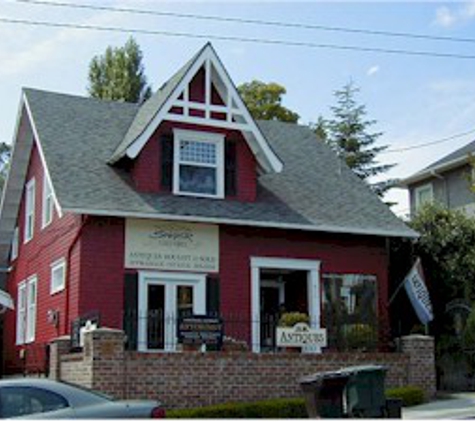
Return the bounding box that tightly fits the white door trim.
[137,271,206,352]
[250,257,321,353]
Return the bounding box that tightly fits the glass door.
[138,272,206,352]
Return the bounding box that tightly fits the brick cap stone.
[50,335,71,343]
[88,327,125,335]
[401,334,434,341]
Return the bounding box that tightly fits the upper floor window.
[50,258,66,295]
[414,183,433,211]
[24,178,35,243]
[173,129,224,199]
[42,173,53,229]
[11,227,19,261]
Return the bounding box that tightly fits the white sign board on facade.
[125,219,219,272]
[276,323,327,348]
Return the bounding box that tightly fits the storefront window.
[322,274,378,351]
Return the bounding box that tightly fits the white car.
[0,378,165,419]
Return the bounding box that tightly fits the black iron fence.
[123,310,379,352]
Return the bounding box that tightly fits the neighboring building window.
[11,227,19,261]
[414,183,433,211]
[50,259,66,295]
[16,276,37,345]
[24,178,35,243]
[42,173,53,228]
[322,274,377,351]
[173,129,224,198]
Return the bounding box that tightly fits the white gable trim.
[23,95,63,218]
[125,44,283,174]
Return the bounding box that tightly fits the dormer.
[109,43,282,202]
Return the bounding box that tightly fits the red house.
[0,43,415,373]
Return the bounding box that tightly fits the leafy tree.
[237,80,299,123]
[0,142,11,193]
[318,82,396,196]
[411,203,475,302]
[87,37,152,103]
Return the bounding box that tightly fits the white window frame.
[172,129,225,199]
[16,282,26,345]
[42,172,53,229]
[26,276,37,343]
[251,257,321,354]
[50,258,66,295]
[16,276,37,345]
[24,178,36,243]
[137,271,206,352]
[414,183,434,211]
[11,226,19,261]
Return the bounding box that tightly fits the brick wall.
[52,329,436,410]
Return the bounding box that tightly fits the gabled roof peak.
[109,42,283,174]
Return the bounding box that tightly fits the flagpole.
[388,278,407,307]
[388,257,421,307]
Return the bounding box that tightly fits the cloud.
[433,1,475,28]
[434,6,457,27]
[367,66,380,77]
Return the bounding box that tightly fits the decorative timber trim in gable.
[117,43,283,174]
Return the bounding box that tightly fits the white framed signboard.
[125,219,219,272]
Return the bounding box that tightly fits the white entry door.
[138,271,206,352]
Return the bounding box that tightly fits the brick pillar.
[401,334,436,399]
[85,328,127,400]
[49,336,71,380]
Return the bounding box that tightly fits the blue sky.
[1,1,475,216]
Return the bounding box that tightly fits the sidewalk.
[403,393,475,419]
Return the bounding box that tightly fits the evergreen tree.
[87,37,152,103]
[321,82,396,196]
[238,80,299,123]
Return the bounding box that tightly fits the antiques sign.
[178,315,223,346]
[125,219,219,272]
[276,323,327,348]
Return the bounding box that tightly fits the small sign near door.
[178,315,223,347]
[276,323,327,348]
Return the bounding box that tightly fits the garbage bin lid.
[299,369,351,385]
[336,365,388,375]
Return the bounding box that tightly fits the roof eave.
[400,155,470,187]
[63,206,419,239]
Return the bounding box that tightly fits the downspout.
[63,215,89,336]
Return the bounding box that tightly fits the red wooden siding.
[74,219,389,346]
[131,62,257,201]
[132,121,257,201]
[3,142,83,373]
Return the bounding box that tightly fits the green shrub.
[385,385,425,407]
[278,312,309,327]
[167,398,307,418]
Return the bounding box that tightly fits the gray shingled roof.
[423,139,475,171]
[24,88,415,238]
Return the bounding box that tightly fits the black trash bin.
[300,365,393,418]
[385,397,403,418]
[300,370,351,418]
[344,365,388,418]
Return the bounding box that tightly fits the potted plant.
[278,311,310,328]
